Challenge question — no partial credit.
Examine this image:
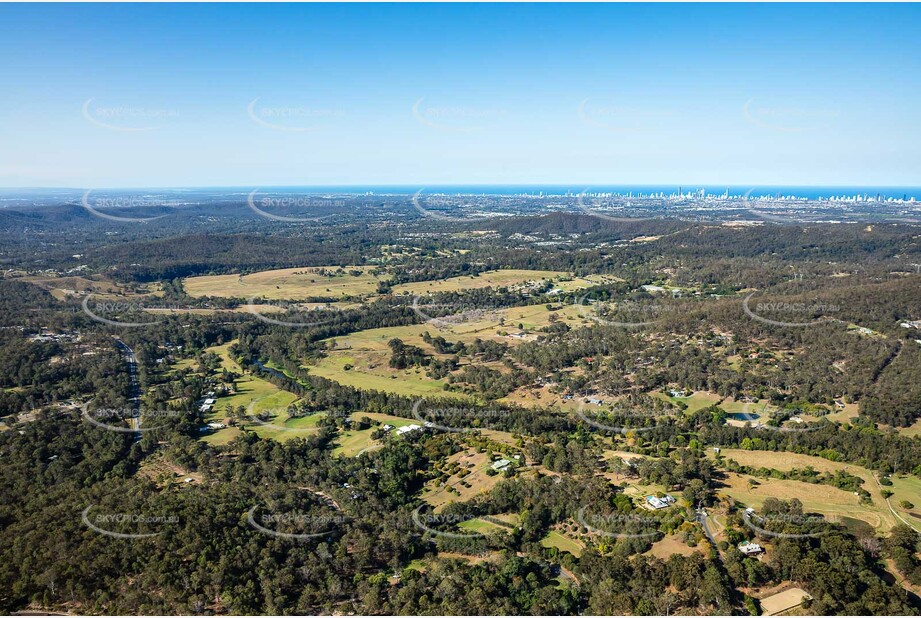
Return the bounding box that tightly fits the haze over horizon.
[2,3,920,188]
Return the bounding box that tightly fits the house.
[645,495,676,510]
[396,424,421,436]
[491,459,512,471]
[586,398,604,405]
[381,424,394,431]
[738,541,764,556]
[834,400,846,410]
[207,422,226,430]
[199,403,212,413]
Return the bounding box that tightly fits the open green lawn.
[332,412,420,456]
[889,474,921,526]
[652,390,723,414]
[540,531,584,557]
[457,518,510,535]
[196,341,314,444]
[332,427,378,457]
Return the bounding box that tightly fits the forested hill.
[485,211,691,237]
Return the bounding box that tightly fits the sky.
[0,2,919,188]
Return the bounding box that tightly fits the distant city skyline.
[1,3,920,188]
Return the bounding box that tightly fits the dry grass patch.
[184,266,384,300]
[422,450,505,511]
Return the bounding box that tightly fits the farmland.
[183,266,385,300]
[711,448,903,532]
[306,303,587,401]
[390,269,570,296]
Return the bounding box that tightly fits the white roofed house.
[738,541,764,556]
[396,424,421,436]
[491,458,512,471]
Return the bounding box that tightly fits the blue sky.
[0,3,919,188]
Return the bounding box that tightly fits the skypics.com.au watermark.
[576,507,661,540]
[411,98,507,133]
[742,291,840,328]
[411,507,488,540]
[575,400,679,435]
[575,295,674,328]
[82,405,186,434]
[246,506,345,541]
[577,98,673,133]
[80,190,181,223]
[410,295,499,328]
[82,98,179,132]
[81,505,178,539]
[81,294,196,327]
[246,189,341,223]
[411,400,512,434]
[411,189,502,222]
[575,190,648,223]
[742,98,839,133]
[742,509,829,539]
[247,98,345,132]
[247,297,344,328]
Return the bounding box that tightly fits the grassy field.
[758,587,811,616]
[717,472,887,528]
[889,474,921,526]
[332,428,378,457]
[390,269,569,296]
[645,535,702,559]
[899,417,921,438]
[308,303,586,402]
[183,266,383,300]
[540,531,584,557]
[711,449,901,531]
[552,274,625,292]
[193,342,318,444]
[422,450,505,511]
[457,518,511,535]
[22,275,125,300]
[332,412,420,456]
[652,390,724,414]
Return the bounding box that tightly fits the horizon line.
[3,183,921,192]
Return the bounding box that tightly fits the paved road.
[114,338,142,437]
[696,507,722,561]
